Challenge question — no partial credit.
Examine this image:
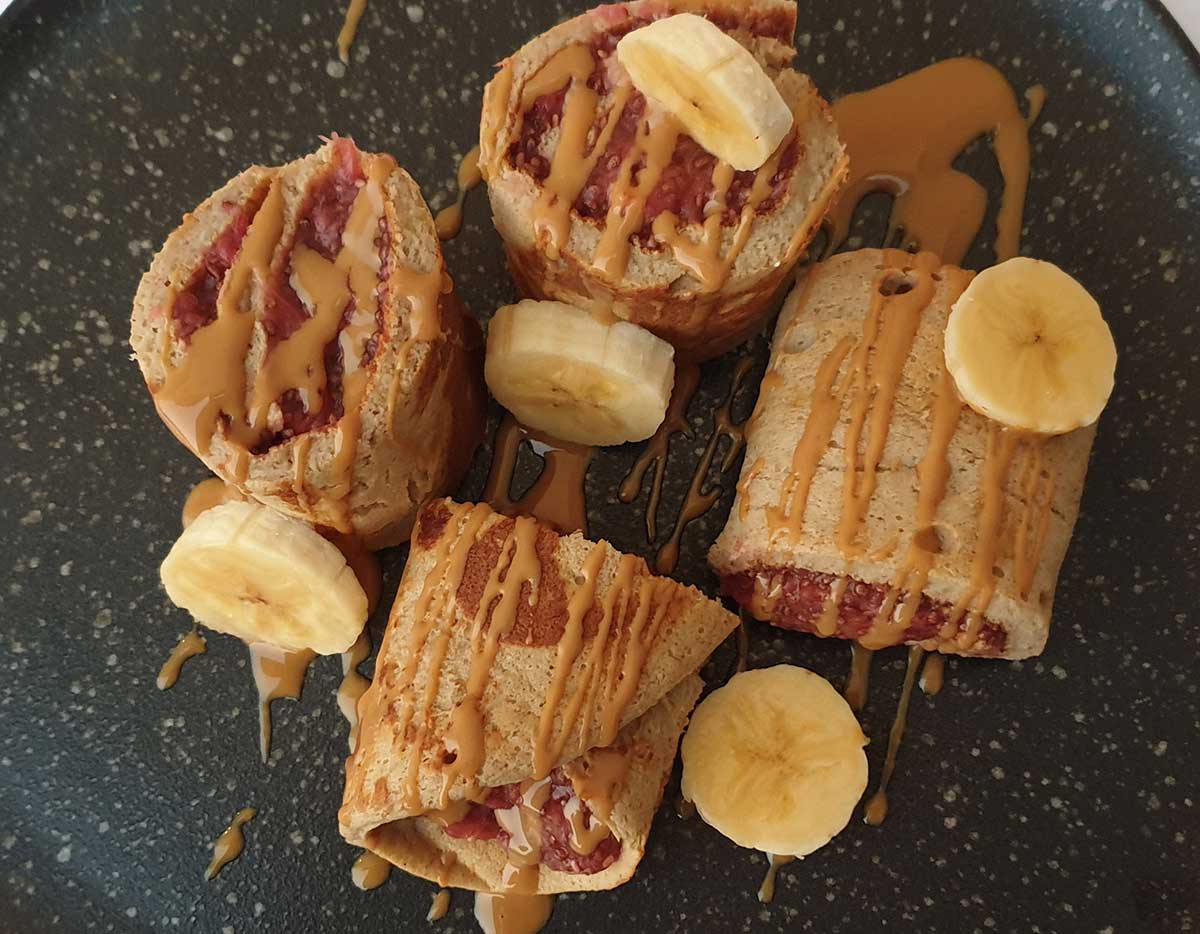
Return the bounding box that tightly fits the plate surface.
[1,1,1198,931]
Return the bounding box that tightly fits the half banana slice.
[944,257,1116,435]
[485,300,675,446]
[616,13,793,171]
[160,500,368,655]
[680,665,868,858]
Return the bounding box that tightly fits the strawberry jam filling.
[170,196,263,344]
[509,10,799,237]
[721,568,1008,655]
[442,770,622,875]
[254,138,386,451]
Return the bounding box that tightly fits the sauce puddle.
[435,145,483,240]
[474,889,554,934]
[656,357,755,575]
[427,888,452,922]
[351,849,392,890]
[157,628,207,690]
[249,643,317,762]
[618,362,701,542]
[826,58,1039,264]
[204,807,256,880]
[863,646,924,826]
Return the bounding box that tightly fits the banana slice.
[616,13,793,171]
[680,665,868,857]
[485,299,675,446]
[160,500,367,655]
[944,257,1116,435]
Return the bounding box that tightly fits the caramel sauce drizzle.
[656,356,755,575]
[826,58,1037,265]
[351,849,392,890]
[204,807,256,881]
[249,642,316,763]
[336,0,368,64]
[511,41,795,288]
[843,642,874,713]
[757,853,795,904]
[155,150,442,531]
[435,144,484,241]
[484,415,594,536]
[337,630,372,753]
[181,477,245,528]
[863,645,924,826]
[619,362,701,542]
[157,628,207,690]
[427,888,452,921]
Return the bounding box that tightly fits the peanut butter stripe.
[154,149,442,531]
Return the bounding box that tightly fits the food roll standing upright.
[478,0,847,361]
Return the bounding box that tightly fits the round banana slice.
[484,299,675,446]
[160,500,367,655]
[680,665,868,857]
[944,257,1117,435]
[616,14,793,171]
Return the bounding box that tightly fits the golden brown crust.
[709,250,1097,659]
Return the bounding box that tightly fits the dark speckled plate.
[2,1,1198,931]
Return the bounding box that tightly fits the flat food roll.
[479,0,847,362]
[129,137,486,549]
[339,499,738,893]
[709,249,1097,660]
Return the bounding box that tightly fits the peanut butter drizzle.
[437,517,544,805]
[477,783,556,934]
[939,424,1023,650]
[826,58,1035,265]
[248,642,316,763]
[766,334,854,541]
[835,253,946,558]
[816,577,849,638]
[336,0,368,64]
[435,144,484,240]
[474,888,553,934]
[484,415,593,536]
[651,139,789,292]
[156,152,419,530]
[1024,85,1048,128]
[338,630,372,752]
[156,178,286,467]
[843,642,874,712]
[859,350,970,650]
[427,888,452,921]
[656,356,755,574]
[864,645,924,826]
[157,628,207,690]
[525,44,627,260]
[350,849,391,890]
[480,61,515,181]
[619,362,701,542]
[757,853,795,904]
[919,652,945,696]
[181,477,245,528]
[563,747,630,829]
[204,807,256,881]
[591,113,681,279]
